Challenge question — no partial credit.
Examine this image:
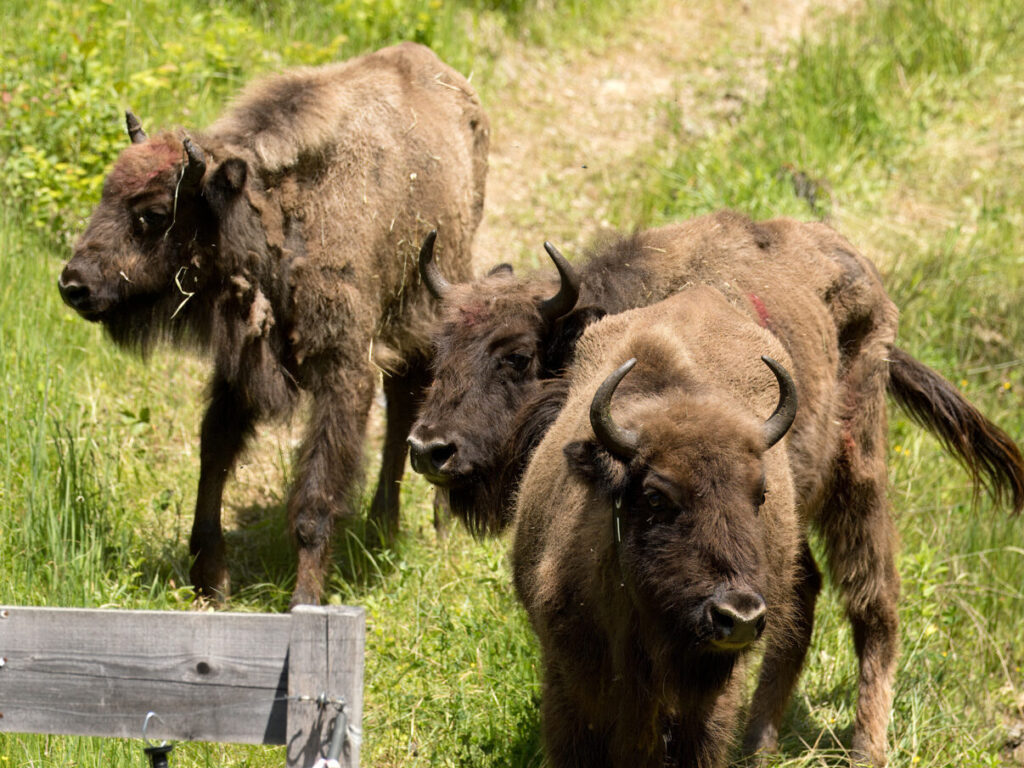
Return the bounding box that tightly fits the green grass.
[2,0,1024,766]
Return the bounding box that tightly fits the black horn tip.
[538,241,581,321]
[761,355,798,449]
[179,137,207,191]
[419,229,450,300]
[590,358,640,460]
[125,109,147,144]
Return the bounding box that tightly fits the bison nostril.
[408,436,458,478]
[58,278,92,308]
[427,442,456,471]
[709,592,767,648]
[711,605,735,635]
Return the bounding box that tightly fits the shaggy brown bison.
[58,42,489,606]
[410,211,1024,764]
[512,288,802,767]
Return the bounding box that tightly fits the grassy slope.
[2,0,1023,766]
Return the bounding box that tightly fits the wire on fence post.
[309,695,348,768]
[142,711,174,768]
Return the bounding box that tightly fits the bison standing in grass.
[409,211,1024,764]
[512,289,801,767]
[58,42,489,606]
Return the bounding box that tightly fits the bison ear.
[204,157,248,213]
[564,439,629,496]
[487,263,514,277]
[541,306,607,375]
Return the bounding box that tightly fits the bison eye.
[133,209,169,237]
[502,352,532,373]
[644,488,666,510]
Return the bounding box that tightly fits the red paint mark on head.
[748,293,771,329]
[456,300,493,327]
[106,135,183,198]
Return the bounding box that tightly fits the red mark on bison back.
[748,293,771,329]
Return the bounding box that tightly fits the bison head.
[58,111,249,350]
[407,233,595,531]
[564,356,797,661]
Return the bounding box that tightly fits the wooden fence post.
[286,606,365,768]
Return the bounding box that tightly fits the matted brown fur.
[59,42,489,606]
[410,210,1024,765]
[513,289,802,767]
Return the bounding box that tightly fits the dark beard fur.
[445,377,572,537]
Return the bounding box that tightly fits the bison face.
[409,283,542,487]
[408,238,587,509]
[58,115,248,348]
[564,357,797,658]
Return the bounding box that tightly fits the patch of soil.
[472,0,851,267]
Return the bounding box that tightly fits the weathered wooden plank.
[0,604,364,760]
[0,606,291,744]
[285,606,364,768]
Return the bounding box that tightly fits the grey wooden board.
[0,604,364,760]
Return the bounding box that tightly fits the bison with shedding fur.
[58,42,489,606]
[512,288,802,767]
[410,211,1024,764]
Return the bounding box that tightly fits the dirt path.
[472,0,848,268]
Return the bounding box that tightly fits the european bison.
[58,42,489,606]
[512,288,801,767]
[409,211,1024,764]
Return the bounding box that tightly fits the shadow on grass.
[211,498,418,609]
[773,681,857,766]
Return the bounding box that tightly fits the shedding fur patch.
[247,288,274,338]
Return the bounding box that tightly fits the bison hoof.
[850,734,887,768]
[741,724,779,764]
[289,585,322,609]
[190,559,230,604]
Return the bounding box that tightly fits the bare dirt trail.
[471,0,849,268]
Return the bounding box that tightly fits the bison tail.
[887,346,1024,514]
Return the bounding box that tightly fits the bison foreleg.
[540,669,614,768]
[288,368,375,607]
[743,541,822,760]
[191,376,256,601]
[367,358,432,545]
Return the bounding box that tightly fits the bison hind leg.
[288,368,376,606]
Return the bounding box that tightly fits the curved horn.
[418,230,450,300]
[125,110,147,144]
[538,242,580,322]
[180,138,207,193]
[760,356,798,449]
[590,358,640,460]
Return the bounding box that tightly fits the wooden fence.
[0,604,364,767]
